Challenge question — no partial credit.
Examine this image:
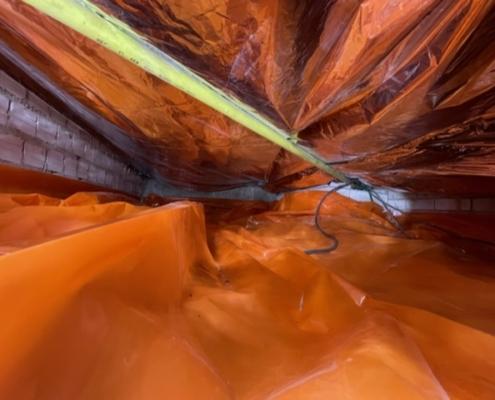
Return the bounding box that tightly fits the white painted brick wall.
[0,70,145,196]
[0,130,23,164]
[295,183,495,214]
[23,141,46,169]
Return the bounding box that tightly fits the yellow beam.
[23,0,350,183]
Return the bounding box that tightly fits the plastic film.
[1,1,494,193]
[0,190,493,398]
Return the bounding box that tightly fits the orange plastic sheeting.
[0,191,494,399]
[0,192,143,254]
[0,165,116,198]
[1,2,495,193]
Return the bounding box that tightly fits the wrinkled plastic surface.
[0,190,494,399]
[0,164,129,199]
[1,1,494,193]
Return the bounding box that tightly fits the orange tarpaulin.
[1,1,494,194]
[0,191,493,399]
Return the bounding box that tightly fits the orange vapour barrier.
[0,190,493,399]
[1,1,495,194]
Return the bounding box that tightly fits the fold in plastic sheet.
[1,1,494,194]
[0,190,494,399]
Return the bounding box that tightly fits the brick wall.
[2,67,493,211]
[0,70,145,196]
[309,183,495,214]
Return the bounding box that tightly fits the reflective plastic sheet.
[0,1,494,193]
[0,190,494,399]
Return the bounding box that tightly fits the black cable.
[369,190,406,234]
[304,183,350,255]
[304,181,407,255]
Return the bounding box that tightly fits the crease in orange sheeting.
[0,191,493,399]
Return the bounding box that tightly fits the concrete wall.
[0,69,145,196]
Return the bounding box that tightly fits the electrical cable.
[304,183,350,255]
[304,180,406,255]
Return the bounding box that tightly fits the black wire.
[369,190,406,234]
[304,182,407,255]
[304,183,350,255]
